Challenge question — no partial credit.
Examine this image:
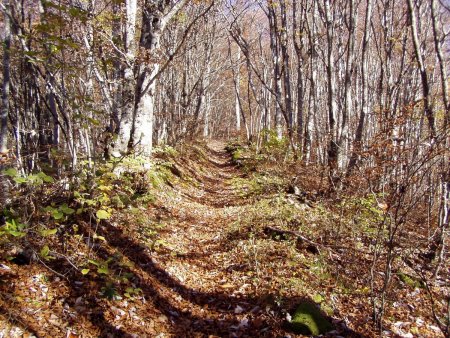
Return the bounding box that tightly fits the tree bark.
[112,0,137,156]
[267,0,283,140]
[1,0,11,155]
[114,0,189,157]
[339,0,357,170]
[430,0,449,128]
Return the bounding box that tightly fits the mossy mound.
[397,272,425,289]
[289,301,333,336]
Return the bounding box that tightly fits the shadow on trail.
[170,148,247,207]
[78,219,367,337]
[0,261,128,338]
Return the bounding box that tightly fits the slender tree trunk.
[234,47,241,132]
[280,0,293,132]
[339,0,357,170]
[1,0,11,155]
[0,0,11,206]
[430,0,449,127]
[267,0,283,140]
[113,0,137,155]
[304,1,318,163]
[323,0,339,181]
[407,0,436,139]
[292,0,305,154]
[348,0,373,175]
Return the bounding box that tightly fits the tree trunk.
[234,47,241,132]
[339,0,357,170]
[1,0,11,155]
[430,0,449,127]
[322,0,339,181]
[348,0,373,175]
[305,1,318,163]
[0,0,11,207]
[279,0,293,132]
[112,0,137,155]
[111,0,189,156]
[292,0,305,154]
[267,0,283,140]
[407,0,436,140]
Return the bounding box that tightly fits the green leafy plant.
[95,209,111,220]
[44,203,75,221]
[39,245,55,261]
[260,129,290,162]
[124,287,142,299]
[101,282,119,300]
[3,168,54,186]
[87,258,112,275]
[340,194,386,239]
[39,228,58,237]
[0,218,27,238]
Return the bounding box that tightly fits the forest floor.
[0,141,447,337]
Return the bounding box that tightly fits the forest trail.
[1,141,445,337]
[86,140,318,337]
[0,141,295,337]
[130,140,280,336]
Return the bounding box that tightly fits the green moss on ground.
[290,301,333,336]
[397,272,425,289]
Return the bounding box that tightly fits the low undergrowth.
[224,139,449,337]
[0,150,179,300]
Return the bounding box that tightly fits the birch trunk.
[323,0,339,179]
[234,48,241,132]
[113,0,137,155]
[267,0,283,140]
[430,0,449,127]
[280,0,293,131]
[304,1,318,163]
[339,0,357,170]
[292,0,305,152]
[0,0,10,155]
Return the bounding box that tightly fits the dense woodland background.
[0,0,449,336]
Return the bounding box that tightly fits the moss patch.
[289,301,333,335]
[397,272,425,289]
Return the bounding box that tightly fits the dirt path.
[144,141,278,336]
[61,140,282,337]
